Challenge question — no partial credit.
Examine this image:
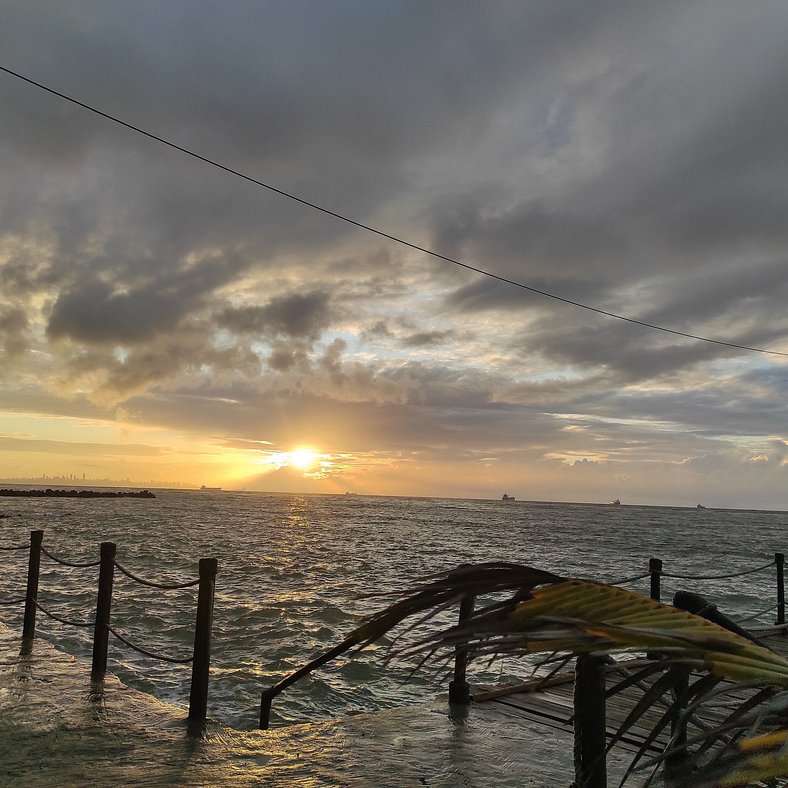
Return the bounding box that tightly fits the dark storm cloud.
[219,291,333,340]
[0,308,29,356]
[400,330,456,348]
[47,254,238,344]
[433,200,630,282]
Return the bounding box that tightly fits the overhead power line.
[1,64,786,359]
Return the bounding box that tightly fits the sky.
[0,1,786,508]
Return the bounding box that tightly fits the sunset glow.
[0,5,786,508]
[289,448,318,469]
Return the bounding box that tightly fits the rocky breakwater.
[0,488,156,498]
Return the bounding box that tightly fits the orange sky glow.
[0,5,786,509]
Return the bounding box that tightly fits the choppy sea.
[0,491,784,730]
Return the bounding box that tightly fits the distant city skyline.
[0,473,195,489]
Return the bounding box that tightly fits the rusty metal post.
[91,542,116,678]
[574,653,607,788]
[649,558,662,602]
[448,594,475,704]
[776,553,785,627]
[189,557,217,720]
[259,687,274,730]
[22,530,44,639]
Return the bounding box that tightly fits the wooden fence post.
[448,594,475,704]
[22,530,44,639]
[649,558,662,602]
[776,553,785,627]
[91,541,116,679]
[574,653,607,788]
[189,557,217,720]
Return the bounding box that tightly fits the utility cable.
[1,64,787,358]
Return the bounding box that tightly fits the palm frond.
[347,563,788,786]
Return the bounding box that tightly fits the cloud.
[0,2,786,505]
[219,291,333,340]
[0,307,29,357]
[400,330,456,348]
[0,434,165,457]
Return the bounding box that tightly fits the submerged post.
[649,558,662,602]
[448,594,475,704]
[22,530,44,639]
[664,669,690,779]
[776,553,785,628]
[91,541,116,679]
[574,653,607,788]
[189,557,218,720]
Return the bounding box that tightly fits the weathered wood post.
[189,557,218,720]
[448,594,475,704]
[649,558,662,602]
[574,653,607,788]
[776,552,785,628]
[91,541,116,678]
[22,530,44,639]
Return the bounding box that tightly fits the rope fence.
[41,545,101,569]
[31,598,93,629]
[107,624,194,664]
[0,529,217,721]
[661,560,776,581]
[0,595,26,606]
[1,530,785,736]
[112,560,201,590]
[608,571,650,587]
[731,603,779,625]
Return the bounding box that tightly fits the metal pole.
[22,530,43,639]
[448,594,475,704]
[776,553,785,627]
[91,542,116,679]
[574,653,607,788]
[665,669,690,779]
[649,558,662,602]
[189,557,217,720]
[259,687,274,730]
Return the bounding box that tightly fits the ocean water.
[0,491,784,730]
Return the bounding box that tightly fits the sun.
[289,448,318,469]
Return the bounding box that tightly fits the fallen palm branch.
[351,564,788,785]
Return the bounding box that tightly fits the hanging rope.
[0,595,26,606]
[107,624,193,664]
[661,560,775,581]
[112,560,200,590]
[730,603,779,625]
[608,571,651,587]
[0,543,28,551]
[41,546,101,569]
[31,598,93,628]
